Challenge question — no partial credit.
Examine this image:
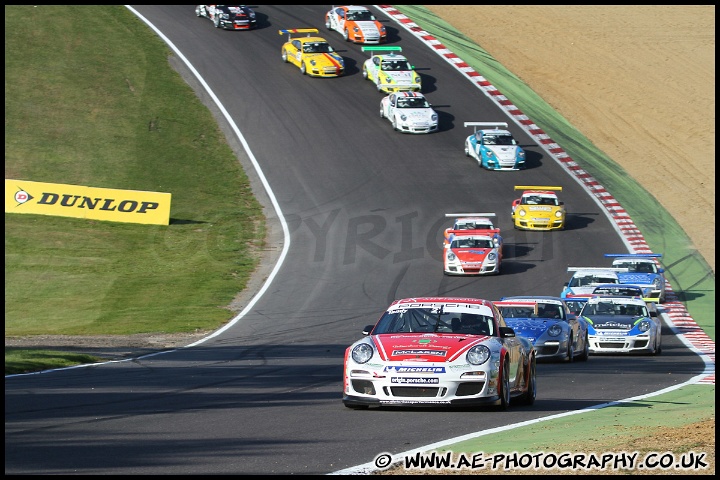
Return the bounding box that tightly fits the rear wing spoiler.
[515,185,563,191]
[278,28,319,41]
[445,213,496,218]
[567,267,628,273]
[447,228,500,236]
[362,46,402,57]
[494,301,539,307]
[464,122,508,134]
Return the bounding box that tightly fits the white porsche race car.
[379,91,438,134]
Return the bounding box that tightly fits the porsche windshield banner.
[5,179,171,225]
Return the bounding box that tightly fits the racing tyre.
[496,358,510,411]
[464,141,471,157]
[379,106,384,119]
[566,336,574,363]
[343,29,350,41]
[300,62,307,75]
[281,50,288,63]
[654,336,662,355]
[519,356,537,406]
[213,16,220,28]
[578,333,590,361]
[362,67,369,80]
[377,82,384,92]
[325,18,331,30]
[391,117,398,132]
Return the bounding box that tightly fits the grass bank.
[5,5,265,374]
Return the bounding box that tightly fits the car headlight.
[466,345,491,365]
[352,343,374,364]
[431,113,438,121]
[385,76,394,84]
[446,251,457,261]
[310,59,317,66]
[220,13,229,19]
[485,150,496,159]
[413,75,421,83]
[487,252,496,261]
[653,278,663,289]
[380,26,386,34]
[547,324,563,337]
[353,26,360,33]
[555,210,563,218]
[400,114,407,121]
[637,320,651,332]
[518,151,526,159]
[518,209,527,217]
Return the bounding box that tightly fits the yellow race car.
[361,46,421,93]
[279,29,345,78]
[511,186,565,231]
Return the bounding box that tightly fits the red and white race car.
[443,229,502,276]
[324,5,386,44]
[343,297,537,409]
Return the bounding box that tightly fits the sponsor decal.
[391,377,439,384]
[5,179,171,225]
[393,349,446,356]
[381,399,450,405]
[384,366,445,373]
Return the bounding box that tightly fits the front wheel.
[213,16,220,28]
[362,67,369,80]
[566,336,575,363]
[300,62,307,75]
[343,29,350,41]
[578,333,589,361]
[325,18,331,30]
[391,117,398,131]
[519,356,536,405]
[379,106,385,118]
[281,50,288,63]
[496,358,510,411]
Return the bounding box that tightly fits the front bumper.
[396,122,438,134]
[513,217,564,231]
[344,366,501,407]
[444,261,500,275]
[588,333,654,354]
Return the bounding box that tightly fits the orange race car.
[324,5,387,44]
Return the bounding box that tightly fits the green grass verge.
[5,6,265,373]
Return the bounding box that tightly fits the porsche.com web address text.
[373,450,709,472]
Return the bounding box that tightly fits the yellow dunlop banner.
[5,179,171,225]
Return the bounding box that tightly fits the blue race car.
[464,122,526,171]
[495,296,589,362]
[604,253,667,303]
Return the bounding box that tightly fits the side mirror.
[499,326,516,338]
[362,325,374,335]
